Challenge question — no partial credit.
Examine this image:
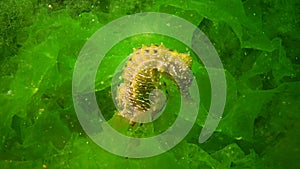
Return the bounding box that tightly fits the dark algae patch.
[0,0,299,168]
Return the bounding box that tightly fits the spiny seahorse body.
[117,44,193,124]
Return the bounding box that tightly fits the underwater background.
[0,0,299,168]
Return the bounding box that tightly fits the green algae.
[0,0,299,168]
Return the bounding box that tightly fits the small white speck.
[7,90,12,95]
[48,4,53,10]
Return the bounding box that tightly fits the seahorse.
[116,43,193,125]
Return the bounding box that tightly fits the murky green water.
[0,0,299,168]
